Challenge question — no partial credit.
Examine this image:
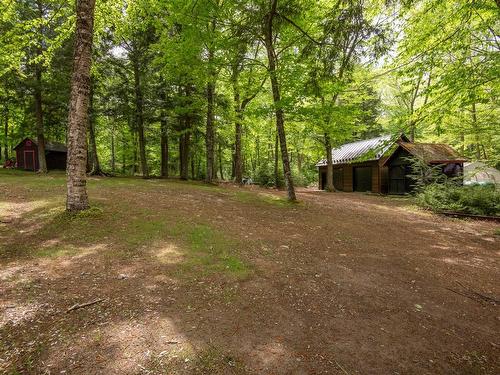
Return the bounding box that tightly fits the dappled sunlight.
[0,199,54,222]
[0,302,42,330]
[432,244,451,250]
[252,341,291,370]
[154,243,185,264]
[1,171,498,374]
[441,256,491,270]
[42,317,195,374]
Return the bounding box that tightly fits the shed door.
[24,150,35,171]
[333,168,343,191]
[320,171,327,190]
[353,167,372,192]
[389,166,405,194]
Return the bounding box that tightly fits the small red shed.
[14,138,67,171]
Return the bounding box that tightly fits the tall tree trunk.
[110,121,116,172]
[471,100,481,160]
[88,82,102,175]
[205,47,216,183]
[122,134,126,174]
[3,106,8,160]
[34,0,47,173]
[231,66,243,183]
[234,120,242,183]
[218,141,224,180]
[133,58,149,178]
[274,131,279,188]
[263,4,296,201]
[34,64,47,173]
[191,149,196,179]
[324,133,334,191]
[179,118,190,180]
[232,74,246,184]
[255,136,260,173]
[160,93,169,178]
[132,133,138,175]
[66,0,96,212]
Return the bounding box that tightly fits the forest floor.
[0,169,499,375]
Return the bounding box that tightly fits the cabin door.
[353,167,372,192]
[389,166,406,194]
[333,168,343,191]
[320,171,327,190]
[24,150,35,171]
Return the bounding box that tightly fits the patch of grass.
[169,222,250,279]
[124,218,169,247]
[1,170,249,278]
[33,244,82,258]
[494,228,500,236]
[193,346,246,374]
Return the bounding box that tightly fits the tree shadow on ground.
[1,179,499,374]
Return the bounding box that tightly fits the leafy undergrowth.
[416,183,500,216]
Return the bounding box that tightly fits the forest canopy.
[1,0,499,191]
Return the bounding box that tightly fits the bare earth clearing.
[0,170,499,374]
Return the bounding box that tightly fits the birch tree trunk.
[66,0,96,212]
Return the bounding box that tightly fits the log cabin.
[316,134,466,194]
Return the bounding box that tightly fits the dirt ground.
[0,170,499,374]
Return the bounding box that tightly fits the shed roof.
[398,142,466,164]
[316,135,394,167]
[14,138,67,153]
[44,140,67,153]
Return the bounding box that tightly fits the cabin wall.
[319,160,385,193]
[343,165,353,192]
[46,152,67,170]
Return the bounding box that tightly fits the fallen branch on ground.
[446,282,499,305]
[66,298,105,313]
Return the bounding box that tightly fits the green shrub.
[416,183,500,216]
[254,163,284,188]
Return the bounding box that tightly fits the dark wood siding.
[353,166,372,192]
[318,160,386,194]
[343,165,353,192]
[46,152,67,170]
[333,167,343,190]
[386,148,414,194]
